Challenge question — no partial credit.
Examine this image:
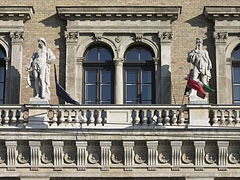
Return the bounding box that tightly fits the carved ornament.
[182,152,193,164]
[111,153,122,164]
[94,33,103,41]
[229,153,240,164]
[10,31,24,41]
[134,153,145,164]
[213,32,228,42]
[0,156,5,164]
[88,153,99,164]
[158,152,170,164]
[115,36,122,43]
[41,153,52,164]
[64,153,75,164]
[17,153,28,164]
[135,33,143,42]
[64,31,79,41]
[205,152,217,164]
[160,32,173,42]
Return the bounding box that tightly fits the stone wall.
[1,0,240,104]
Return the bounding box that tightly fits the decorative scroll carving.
[115,36,122,43]
[41,153,52,164]
[64,31,79,41]
[88,153,99,164]
[111,153,122,164]
[158,152,170,164]
[213,32,228,42]
[134,153,145,164]
[17,153,28,164]
[182,152,193,164]
[205,152,217,164]
[0,156,5,164]
[229,153,240,164]
[94,33,103,41]
[135,33,143,42]
[10,31,24,40]
[64,153,75,164]
[160,32,173,42]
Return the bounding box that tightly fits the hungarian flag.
[184,70,207,99]
[54,65,80,105]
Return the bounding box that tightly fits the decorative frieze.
[171,141,182,171]
[123,141,134,171]
[100,141,111,171]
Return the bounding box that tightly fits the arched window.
[232,44,240,104]
[83,44,114,104]
[0,45,6,104]
[124,45,154,104]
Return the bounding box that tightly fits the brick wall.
[1,0,240,104]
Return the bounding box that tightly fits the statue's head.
[196,37,203,49]
[38,37,47,48]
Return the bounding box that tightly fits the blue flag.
[54,65,80,105]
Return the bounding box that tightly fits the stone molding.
[204,6,240,20]
[213,32,228,43]
[57,6,181,21]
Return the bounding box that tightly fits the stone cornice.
[56,6,181,21]
[204,6,240,21]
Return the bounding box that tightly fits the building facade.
[0,0,240,180]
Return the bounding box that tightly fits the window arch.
[124,45,154,104]
[0,45,6,104]
[232,44,240,104]
[83,44,114,104]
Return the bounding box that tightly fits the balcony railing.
[0,104,240,128]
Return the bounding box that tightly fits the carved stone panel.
[134,141,147,165]
[87,141,100,165]
[111,141,123,165]
[0,141,6,165]
[158,141,171,165]
[205,141,218,165]
[17,141,29,165]
[182,141,194,165]
[63,141,76,165]
[40,141,53,165]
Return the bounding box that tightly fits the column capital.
[146,141,158,149]
[113,58,124,66]
[159,31,173,43]
[5,141,17,147]
[217,141,229,147]
[76,57,84,64]
[76,141,88,147]
[213,31,228,43]
[170,141,182,147]
[29,141,41,147]
[123,141,134,148]
[52,141,64,147]
[10,31,24,43]
[194,141,206,147]
[64,31,79,42]
[100,141,112,147]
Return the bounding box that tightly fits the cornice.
[56,6,181,21]
[204,6,240,21]
[0,6,34,22]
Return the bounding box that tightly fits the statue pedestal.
[26,98,50,128]
[188,89,208,104]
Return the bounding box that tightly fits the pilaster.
[52,141,64,171]
[100,141,112,171]
[5,141,17,171]
[29,141,41,171]
[153,57,161,104]
[194,141,205,171]
[159,31,173,104]
[114,58,124,104]
[123,141,134,171]
[76,57,84,104]
[76,141,87,171]
[146,141,158,171]
[171,141,182,171]
[217,141,229,171]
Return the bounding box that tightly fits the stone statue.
[187,37,212,84]
[26,37,56,100]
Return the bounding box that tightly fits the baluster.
[163,110,170,126]
[81,109,88,127]
[59,110,65,127]
[149,109,156,125]
[157,109,163,126]
[66,109,73,127]
[227,110,234,126]
[74,110,80,127]
[11,110,17,126]
[234,110,240,126]
[142,109,148,125]
[0,110,3,125]
[134,109,140,125]
[178,110,185,125]
[103,110,107,125]
[212,110,219,126]
[96,109,102,125]
[88,110,95,126]
[172,110,177,125]
[17,110,25,128]
[3,109,9,126]
[51,109,58,127]
[220,110,226,126]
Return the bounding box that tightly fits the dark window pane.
[126,85,137,101]
[140,49,152,61]
[234,85,240,101]
[126,48,138,61]
[141,71,152,83]
[101,71,111,83]
[126,101,137,104]
[141,84,152,101]
[233,67,240,83]
[85,101,96,104]
[0,48,5,59]
[100,48,112,61]
[85,70,96,83]
[0,100,3,104]
[85,85,96,101]
[0,83,4,99]
[141,101,152,104]
[126,70,137,83]
[85,47,98,61]
[100,101,111,104]
[101,85,111,101]
[232,45,240,59]
[0,67,5,82]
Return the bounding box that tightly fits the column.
[123,141,134,171]
[65,31,79,100]
[76,141,87,171]
[217,141,229,171]
[171,141,182,171]
[153,57,161,104]
[213,32,229,104]
[5,141,17,171]
[159,32,173,104]
[114,58,124,104]
[146,141,158,171]
[52,141,64,171]
[9,31,24,104]
[29,141,41,171]
[76,57,84,104]
[194,141,205,171]
[100,141,112,171]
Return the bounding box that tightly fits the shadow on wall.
[40,14,67,104]
[160,64,171,104]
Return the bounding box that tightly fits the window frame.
[0,46,6,104]
[232,60,240,104]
